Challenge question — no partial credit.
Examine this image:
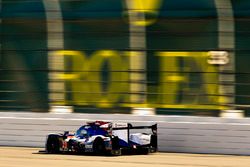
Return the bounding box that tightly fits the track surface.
[1,147,250,167]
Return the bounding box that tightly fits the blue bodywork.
[75,125,108,139]
[75,124,129,147]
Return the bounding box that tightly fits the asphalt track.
[1,147,250,167]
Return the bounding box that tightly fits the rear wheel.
[46,135,60,154]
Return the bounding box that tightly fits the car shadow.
[33,150,152,157]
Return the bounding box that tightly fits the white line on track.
[2,116,250,126]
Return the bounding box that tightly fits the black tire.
[93,138,105,155]
[46,135,60,154]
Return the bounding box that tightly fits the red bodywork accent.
[87,121,110,126]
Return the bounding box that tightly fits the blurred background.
[0,0,249,117]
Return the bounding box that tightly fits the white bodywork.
[129,133,151,145]
[112,123,152,145]
[112,122,129,143]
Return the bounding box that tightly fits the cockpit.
[75,126,90,138]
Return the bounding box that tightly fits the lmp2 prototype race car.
[46,121,157,155]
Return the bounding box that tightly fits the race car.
[45,121,157,155]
